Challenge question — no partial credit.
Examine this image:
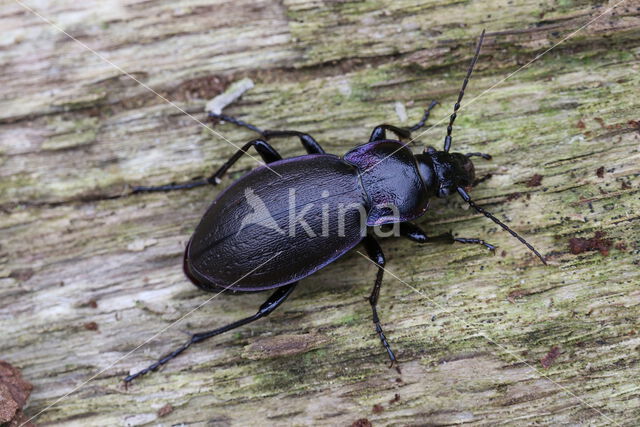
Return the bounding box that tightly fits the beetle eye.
[438,187,450,197]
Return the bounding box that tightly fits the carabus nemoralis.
[125,30,545,382]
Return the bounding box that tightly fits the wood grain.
[1,0,639,425]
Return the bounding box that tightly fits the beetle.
[124,30,545,382]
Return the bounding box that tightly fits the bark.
[1,0,639,425]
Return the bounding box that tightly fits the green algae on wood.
[1,0,639,426]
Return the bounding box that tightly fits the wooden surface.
[1,0,640,425]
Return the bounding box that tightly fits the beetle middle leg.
[209,112,325,154]
[124,282,297,382]
[369,100,438,142]
[400,222,496,251]
[362,235,396,365]
[131,138,281,193]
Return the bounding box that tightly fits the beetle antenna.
[457,187,547,265]
[444,30,485,152]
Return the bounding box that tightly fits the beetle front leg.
[124,282,297,383]
[131,138,281,193]
[362,236,396,365]
[400,222,496,251]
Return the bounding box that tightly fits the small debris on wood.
[394,101,408,122]
[621,181,631,190]
[8,268,34,282]
[628,119,640,131]
[596,166,605,178]
[171,75,229,102]
[541,346,560,368]
[576,119,585,129]
[506,192,522,201]
[526,174,543,187]
[568,231,613,256]
[157,403,174,417]
[372,404,384,414]
[352,418,373,427]
[88,299,98,309]
[242,333,328,360]
[206,78,254,115]
[507,289,528,303]
[126,238,158,252]
[389,393,401,404]
[0,361,33,426]
[84,321,99,331]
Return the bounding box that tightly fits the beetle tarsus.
[124,340,192,383]
[363,236,398,365]
[131,180,209,193]
[408,100,438,132]
[453,237,496,252]
[209,112,264,134]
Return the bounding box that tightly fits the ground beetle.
[125,30,546,382]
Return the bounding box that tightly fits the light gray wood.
[1,0,639,425]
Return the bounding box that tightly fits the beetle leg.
[209,112,264,134]
[466,152,492,160]
[369,124,411,142]
[261,130,326,154]
[362,236,396,366]
[452,237,496,251]
[208,138,281,184]
[408,100,438,132]
[209,112,326,154]
[124,282,297,383]
[131,138,281,193]
[472,173,492,187]
[369,101,438,142]
[400,222,496,251]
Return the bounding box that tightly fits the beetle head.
[416,147,475,198]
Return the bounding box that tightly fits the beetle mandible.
[125,30,546,382]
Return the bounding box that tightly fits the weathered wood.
[1,0,639,425]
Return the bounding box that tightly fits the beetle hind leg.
[124,282,297,383]
[362,236,397,365]
[209,112,264,134]
[130,138,281,194]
